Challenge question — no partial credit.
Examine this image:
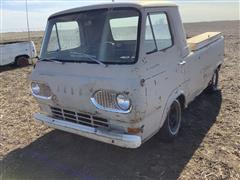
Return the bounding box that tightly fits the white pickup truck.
[30,2,224,148]
[0,41,36,66]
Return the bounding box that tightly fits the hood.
[31,61,144,121]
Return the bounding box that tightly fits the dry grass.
[0,21,239,180]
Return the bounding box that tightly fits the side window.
[145,12,173,54]
[47,21,80,52]
[144,16,157,54]
[150,13,172,50]
[110,16,139,41]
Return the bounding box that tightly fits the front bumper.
[34,113,142,148]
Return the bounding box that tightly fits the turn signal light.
[127,127,142,134]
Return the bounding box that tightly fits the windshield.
[40,8,140,64]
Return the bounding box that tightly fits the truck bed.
[0,41,29,45]
[187,32,222,51]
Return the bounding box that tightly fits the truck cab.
[31,2,224,148]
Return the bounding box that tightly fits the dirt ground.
[0,21,239,180]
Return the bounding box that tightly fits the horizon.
[1,0,240,33]
[1,20,239,34]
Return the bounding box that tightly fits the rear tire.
[15,56,29,67]
[160,99,182,141]
[206,69,219,93]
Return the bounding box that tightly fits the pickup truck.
[30,2,224,148]
[0,41,36,66]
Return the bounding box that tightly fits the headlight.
[31,82,52,99]
[116,94,131,111]
[31,82,40,95]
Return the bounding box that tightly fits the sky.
[1,0,239,32]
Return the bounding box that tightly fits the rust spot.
[129,118,142,123]
[123,91,130,95]
[79,89,82,96]
[94,111,100,115]
[89,87,94,93]
[147,64,160,71]
[140,79,145,87]
[52,94,61,106]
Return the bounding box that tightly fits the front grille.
[50,107,109,128]
[94,90,118,109]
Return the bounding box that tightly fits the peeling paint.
[155,105,161,110]
[146,63,160,71]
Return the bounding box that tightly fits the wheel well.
[15,55,29,62]
[177,94,186,109]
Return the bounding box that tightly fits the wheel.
[160,99,182,141]
[206,69,219,93]
[15,56,29,67]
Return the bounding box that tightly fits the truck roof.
[49,1,177,19]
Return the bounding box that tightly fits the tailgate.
[187,32,222,51]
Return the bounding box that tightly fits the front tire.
[160,99,182,141]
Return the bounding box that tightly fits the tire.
[15,56,29,67]
[160,99,182,141]
[206,69,219,93]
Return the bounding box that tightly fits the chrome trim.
[31,89,52,100]
[90,97,132,114]
[34,113,141,148]
[30,81,52,100]
[30,82,52,100]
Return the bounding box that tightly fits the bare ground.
[0,21,239,180]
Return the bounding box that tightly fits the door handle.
[178,61,186,65]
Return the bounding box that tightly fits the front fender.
[159,88,185,129]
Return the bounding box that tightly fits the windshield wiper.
[70,52,107,67]
[38,57,64,64]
